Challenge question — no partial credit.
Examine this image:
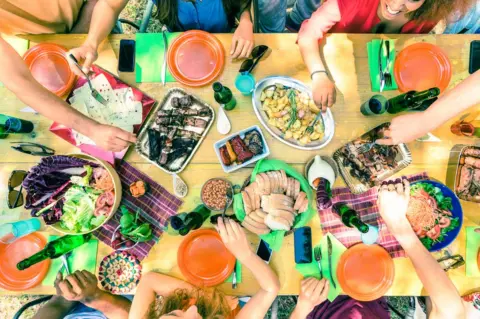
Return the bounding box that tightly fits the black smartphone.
[294,226,312,264]
[256,239,273,263]
[470,40,480,74]
[119,39,136,72]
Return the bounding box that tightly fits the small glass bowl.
[200,178,234,211]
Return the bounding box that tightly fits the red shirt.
[298,0,437,42]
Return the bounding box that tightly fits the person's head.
[155,0,252,32]
[379,0,474,22]
[147,288,231,319]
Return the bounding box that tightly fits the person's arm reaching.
[68,0,128,75]
[377,70,480,145]
[231,8,254,59]
[297,0,341,112]
[32,296,78,319]
[290,278,329,319]
[0,37,136,152]
[217,218,280,319]
[378,179,465,319]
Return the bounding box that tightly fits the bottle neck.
[406,88,440,106]
[17,246,55,270]
[350,217,370,233]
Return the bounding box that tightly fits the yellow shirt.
[0,0,84,35]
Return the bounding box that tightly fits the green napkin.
[42,235,99,286]
[135,32,181,83]
[296,233,346,302]
[367,39,398,92]
[466,227,480,277]
[225,260,242,283]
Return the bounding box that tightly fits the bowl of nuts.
[201,178,234,211]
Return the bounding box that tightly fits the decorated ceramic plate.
[98,251,142,294]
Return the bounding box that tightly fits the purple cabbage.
[31,200,64,225]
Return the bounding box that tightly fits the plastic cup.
[235,73,255,96]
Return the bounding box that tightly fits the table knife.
[161,25,168,86]
[378,39,385,93]
[232,264,237,289]
[327,236,337,289]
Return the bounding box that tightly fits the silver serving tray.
[135,88,215,174]
[333,123,412,194]
[252,76,335,150]
[453,144,480,202]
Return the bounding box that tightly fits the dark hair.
[407,0,475,22]
[155,0,252,32]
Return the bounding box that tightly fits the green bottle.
[333,203,369,234]
[179,205,211,236]
[0,124,8,139]
[17,234,92,270]
[165,213,187,236]
[386,87,440,114]
[213,82,237,111]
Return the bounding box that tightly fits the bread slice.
[269,209,294,225]
[265,214,291,231]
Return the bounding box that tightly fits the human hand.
[89,124,137,152]
[377,178,412,235]
[217,217,253,263]
[231,20,254,59]
[54,270,100,303]
[376,112,431,145]
[295,278,329,315]
[67,43,98,77]
[312,73,336,112]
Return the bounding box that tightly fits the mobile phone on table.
[119,39,136,72]
[294,226,312,264]
[469,40,480,74]
[256,239,273,263]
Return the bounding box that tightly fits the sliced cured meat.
[269,209,294,225]
[255,174,266,195]
[242,191,253,215]
[266,172,277,193]
[94,205,111,217]
[464,157,480,169]
[96,190,115,208]
[293,192,307,211]
[244,215,269,229]
[294,180,300,199]
[265,214,290,231]
[463,148,480,158]
[275,171,284,193]
[261,195,271,212]
[299,197,309,213]
[280,170,288,193]
[242,219,271,235]
[249,210,266,224]
[261,173,271,194]
[457,165,473,195]
[253,209,268,219]
[286,178,294,197]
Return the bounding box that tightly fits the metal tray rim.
[453,144,480,201]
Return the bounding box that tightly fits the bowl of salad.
[407,180,462,252]
[25,154,121,235]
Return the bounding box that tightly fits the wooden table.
[1,33,480,297]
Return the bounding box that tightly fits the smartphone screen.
[119,39,135,72]
[470,40,480,74]
[256,239,272,263]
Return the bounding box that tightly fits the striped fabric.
[93,160,183,260]
[317,173,428,258]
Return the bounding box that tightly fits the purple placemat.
[317,173,428,258]
[93,160,183,260]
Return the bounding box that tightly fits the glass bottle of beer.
[0,114,34,133]
[17,234,92,270]
[165,213,187,236]
[179,205,211,236]
[0,124,8,139]
[386,87,440,114]
[333,203,369,233]
[213,82,237,111]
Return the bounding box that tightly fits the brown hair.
[146,288,231,319]
[155,0,252,32]
[407,0,475,22]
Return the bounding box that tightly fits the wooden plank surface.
[1,33,480,296]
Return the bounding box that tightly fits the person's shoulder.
[337,0,375,13]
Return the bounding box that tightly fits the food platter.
[333,123,412,194]
[135,88,215,174]
[252,76,335,150]
[454,145,480,202]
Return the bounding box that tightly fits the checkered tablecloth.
[317,173,428,258]
[93,160,183,260]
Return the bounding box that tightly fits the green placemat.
[42,235,99,286]
[135,32,181,83]
[367,39,398,92]
[296,233,346,302]
[225,260,242,283]
[466,227,480,277]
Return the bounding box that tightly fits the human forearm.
[32,296,77,319]
[299,38,326,74]
[84,290,131,319]
[242,251,280,293]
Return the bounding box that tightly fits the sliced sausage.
[244,215,269,229]
[249,210,267,224]
[242,219,271,235]
[280,170,288,193]
[269,209,295,225]
[294,192,307,211]
[294,180,300,199]
[242,191,253,215]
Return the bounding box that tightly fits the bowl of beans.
[201,178,234,211]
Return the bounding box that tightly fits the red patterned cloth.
[317,173,428,258]
[93,160,183,260]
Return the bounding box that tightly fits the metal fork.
[378,40,385,92]
[314,246,323,279]
[305,112,323,135]
[384,40,393,88]
[61,251,72,275]
[357,141,376,154]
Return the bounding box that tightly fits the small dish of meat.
[455,146,480,202]
[333,123,412,194]
[214,125,270,173]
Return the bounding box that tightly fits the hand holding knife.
[161,25,168,86]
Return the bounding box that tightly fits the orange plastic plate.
[168,31,225,87]
[178,229,235,287]
[394,42,452,93]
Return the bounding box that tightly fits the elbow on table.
[265,277,281,294]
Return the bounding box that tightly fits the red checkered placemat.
[317,173,428,258]
[93,160,183,260]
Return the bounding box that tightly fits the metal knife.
[161,25,168,86]
[327,236,337,289]
[378,39,385,93]
[232,262,237,289]
[416,132,441,142]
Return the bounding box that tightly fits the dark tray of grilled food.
[455,145,480,202]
